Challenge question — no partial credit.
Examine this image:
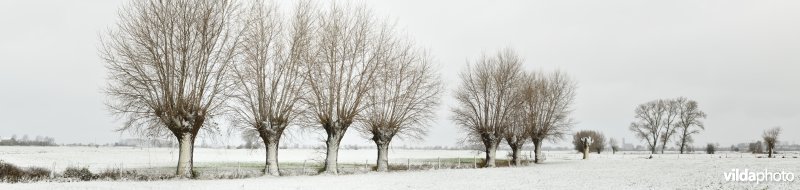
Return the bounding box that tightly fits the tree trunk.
[533,139,543,164]
[375,141,389,172]
[582,144,590,160]
[509,144,521,166]
[679,130,688,154]
[651,136,659,154]
[768,148,773,158]
[484,143,497,168]
[176,132,195,178]
[262,134,281,176]
[322,129,345,174]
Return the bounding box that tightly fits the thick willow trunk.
[376,142,390,172]
[176,132,195,178]
[484,144,498,168]
[509,144,522,166]
[263,135,281,176]
[533,139,543,163]
[582,144,590,160]
[322,128,345,174]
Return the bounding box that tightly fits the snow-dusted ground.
[1,146,799,189]
[0,146,495,171]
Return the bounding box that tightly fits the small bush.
[63,167,94,181]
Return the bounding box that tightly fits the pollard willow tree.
[518,71,576,164]
[358,37,443,172]
[452,49,524,168]
[762,127,781,158]
[673,97,707,154]
[227,1,312,176]
[101,0,241,177]
[302,2,384,174]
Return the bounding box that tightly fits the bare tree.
[609,138,619,154]
[592,132,606,154]
[358,38,443,172]
[523,71,576,163]
[504,72,538,167]
[452,48,524,168]
[504,104,528,166]
[674,97,707,154]
[658,99,680,154]
[705,143,716,154]
[227,1,312,176]
[762,127,781,158]
[101,0,242,178]
[302,2,383,174]
[629,99,669,154]
[749,141,764,154]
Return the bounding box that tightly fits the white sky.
[1,0,799,148]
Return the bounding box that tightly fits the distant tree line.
[0,135,56,146]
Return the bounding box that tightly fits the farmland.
[1,146,798,189]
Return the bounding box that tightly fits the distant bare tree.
[358,38,443,172]
[658,100,680,154]
[674,97,707,154]
[609,138,619,154]
[302,2,383,174]
[517,71,576,164]
[749,141,764,154]
[101,0,242,178]
[227,1,312,176]
[762,127,781,158]
[629,99,669,154]
[705,143,716,154]
[592,132,606,154]
[452,48,524,168]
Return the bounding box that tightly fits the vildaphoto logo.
[724,169,796,184]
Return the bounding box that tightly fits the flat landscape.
[1,146,798,189]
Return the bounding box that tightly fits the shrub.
[0,161,52,183]
[98,168,122,180]
[26,167,51,180]
[63,167,94,181]
[0,162,25,183]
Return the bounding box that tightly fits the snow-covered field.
[1,146,799,189]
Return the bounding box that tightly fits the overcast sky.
[1,0,798,148]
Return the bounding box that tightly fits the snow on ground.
[1,146,799,189]
[0,146,494,171]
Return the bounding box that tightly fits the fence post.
[302,160,307,175]
[473,155,477,168]
[365,159,368,171]
[457,157,461,168]
[407,159,410,171]
[437,157,440,170]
